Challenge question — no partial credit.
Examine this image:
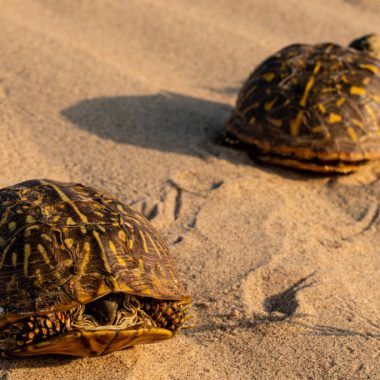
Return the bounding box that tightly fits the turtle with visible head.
[224,34,380,173]
[0,179,190,357]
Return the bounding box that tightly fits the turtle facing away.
[0,179,190,357]
[224,34,380,173]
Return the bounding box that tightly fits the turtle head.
[349,34,380,59]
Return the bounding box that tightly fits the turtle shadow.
[191,272,318,336]
[61,91,232,158]
[61,91,349,180]
[191,272,380,340]
[190,319,380,341]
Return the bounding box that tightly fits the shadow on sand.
[61,91,336,181]
[61,91,232,157]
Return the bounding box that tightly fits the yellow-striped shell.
[225,35,380,173]
[0,179,186,320]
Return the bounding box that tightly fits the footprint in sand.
[130,171,225,231]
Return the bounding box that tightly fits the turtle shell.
[226,37,380,173]
[0,179,186,321]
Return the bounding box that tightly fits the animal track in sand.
[323,177,380,240]
[130,171,225,232]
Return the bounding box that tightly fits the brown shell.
[226,42,380,166]
[0,179,186,319]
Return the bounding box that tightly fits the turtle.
[224,34,380,173]
[0,179,190,357]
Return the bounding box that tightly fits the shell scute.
[0,179,186,319]
[226,36,380,172]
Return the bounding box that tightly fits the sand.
[0,0,379,378]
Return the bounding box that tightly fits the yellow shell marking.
[137,259,151,295]
[64,258,73,267]
[33,269,43,287]
[312,126,325,133]
[347,127,359,142]
[289,61,321,137]
[124,215,141,226]
[37,244,54,269]
[358,63,379,76]
[79,242,91,275]
[262,72,276,82]
[351,118,364,129]
[341,74,349,83]
[80,226,87,234]
[109,240,127,267]
[66,217,76,225]
[24,244,32,277]
[335,97,346,107]
[320,87,335,93]
[53,215,60,222]
[300,76,315,107]
[154,239,169,261]
[317,103,327,113]
[108,240,117,255]
[117,204,126,214]
[267,117,283,127]
[329,63,340,72]
[92,231,112,273]
[64,239,74,249]
[328,113,342,123]
[11,251,17,267]
[23,225,40,237]
[39,180,88,223]
[140,287,152,296]
[350,86,366,96]
[264,98,277,111]
[146,234,162,259]
[362,77,371,85]
[8,221,16,231]
[44,205,53,214]
[139,231,149,253]
[26,215,36,224]
[41,234,52,242]
[290,111,304,137]
[118,230,127,242]
[313,61,321,75]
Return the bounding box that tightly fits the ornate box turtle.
[224,34,380,173]
[0,179,190,357]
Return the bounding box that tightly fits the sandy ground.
[0,0,379,379]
